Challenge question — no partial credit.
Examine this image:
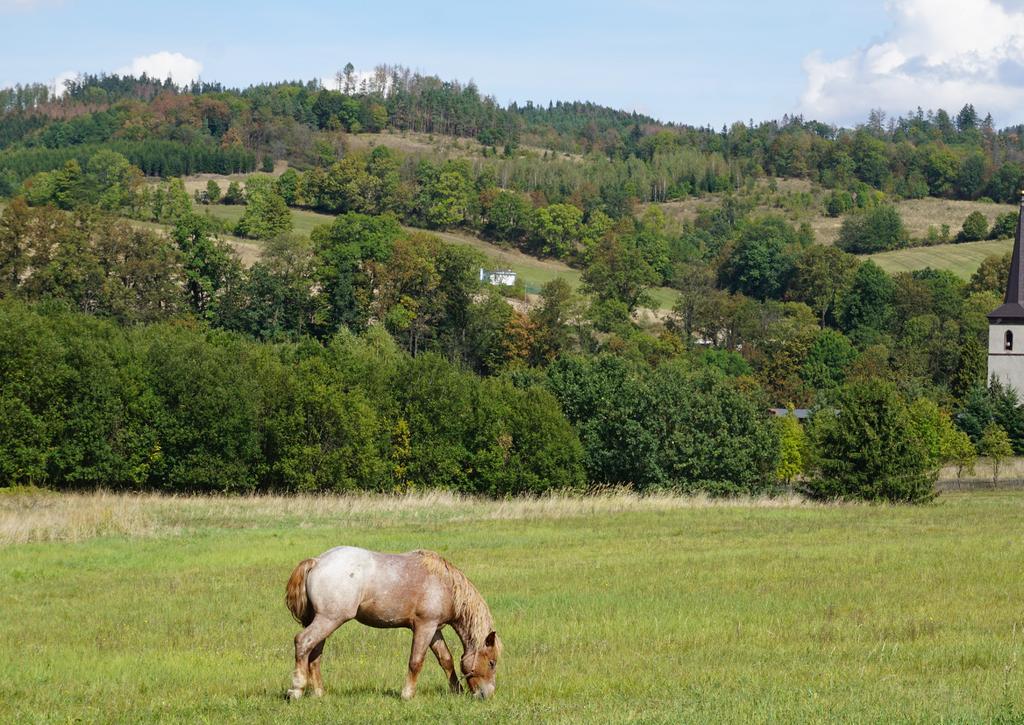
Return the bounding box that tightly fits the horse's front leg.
[429,628,462,694]
[401,622,437,700]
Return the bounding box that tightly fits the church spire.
[988,192,1024,321]
[1004,191,1024,305]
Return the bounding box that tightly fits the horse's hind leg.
[308,640,326,697]
[429,628,462,694]
[288,615,343,700]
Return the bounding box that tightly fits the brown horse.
[285,546,502,700]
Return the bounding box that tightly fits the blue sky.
[5,0,1024,127]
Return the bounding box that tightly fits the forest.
[3,67,1024,502]
[5,68,1024,204]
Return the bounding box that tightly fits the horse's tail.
[285,558,317,625]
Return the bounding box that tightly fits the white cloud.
[51,69,78,97]
[800,0,1024,124]
[116,51,203,85]
[47,51,203,98]
[321,66,393,95]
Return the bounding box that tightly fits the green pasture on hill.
[196,203,679,308]
[2,491,1024,723]
[866,237,1013,278]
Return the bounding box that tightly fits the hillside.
[3,69,1022,412]
[194,199,679,309]
[184,167,1017,290]
[868,238,1013,277]
[656,177,1018,247]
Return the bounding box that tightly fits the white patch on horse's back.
[306,546,376,619]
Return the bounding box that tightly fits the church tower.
[987,194,1024,394]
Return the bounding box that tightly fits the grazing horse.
[285,546,502,700]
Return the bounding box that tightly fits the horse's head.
[461,630,501,699]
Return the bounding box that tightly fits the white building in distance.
[987,197,1024,394]
[479,268,517,286]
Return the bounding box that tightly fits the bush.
[804,379,938,502]
[922,224,951,245]
[958,211,988,242]
[234,177,292,239]
[990,212,1017,240]
[835,206,908,253]
[223,180,244,205]
[825,190,853,217]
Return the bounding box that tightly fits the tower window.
[1007,331,1014,351]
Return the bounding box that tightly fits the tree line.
[0,140,255,195]
[2,191,1017,501]
[6,69,1024,209]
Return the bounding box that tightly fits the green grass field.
[2,489,1024,723]
[867,238,1013,278]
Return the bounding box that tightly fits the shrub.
[825,190,853,217]
[223,180,244,205]
[990,212,1017,240]
[958,211,988,242]
[805,379,938,502]
[835,206,908,253]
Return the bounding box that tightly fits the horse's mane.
[415,550,501,656]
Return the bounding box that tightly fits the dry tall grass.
[0,489,814,545]
[652,179,1018,247]
[0,490,165,544]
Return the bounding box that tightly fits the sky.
[5,0,1024,128]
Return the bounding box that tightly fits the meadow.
[2,489,1024,723]
[654,178,1018,281]
[868,237,1013,278]
[656,178,1017,246]
[195,201,680,308]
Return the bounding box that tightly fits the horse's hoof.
[400,689,414,701]
[287,688,303,701]
[312,688,325,698]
